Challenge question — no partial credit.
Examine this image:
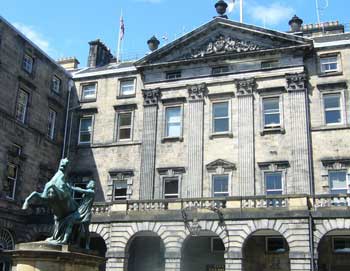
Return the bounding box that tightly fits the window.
[113,180,128,200]
[164,177,179,199]
[72,182,87,202]
[329,170,348,194]
[212,66,229,75]
[333,237,350,253]
[22,54,33,73]
[265,172,283,195]
[4,164,17,199]
[119,79,135,96]
[51,76,61,94]
[47,109,57,140]
[117,112,133,141]
[166,71,181,80]
[15,89,29,123]
[212,175,229,197]
[261,60,279,69]
[320,56,339,73]
[324,93,342,124]
[266,237,287,253]
[263,97,280,128]
[9,144,22,157]
[79,116,93,144]
[212,102,229,133]
[165,106,182,137]
[211,237,225,252]
[81,83,97,100]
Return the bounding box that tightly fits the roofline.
[73,66,137,79]
[0,15,72,78]
[135,17,313,66]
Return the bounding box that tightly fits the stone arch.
[314,218,350,254]
[0,227,15,250]
[89,223,110,247]
[236,220,294,253]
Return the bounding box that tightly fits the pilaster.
[225,258,242,271]
[286,73,311,194]
[289,258,312,271]
[106,257,126,271]
[236,78,256,196]
[140,88,161,200]
[185,83,207,198]
[165,257,181,271]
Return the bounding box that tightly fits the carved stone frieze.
[190,35,264,59]
[286,73,307,91]
[235,78,256,95]
[142,88,161,106]
[188,83,207,100]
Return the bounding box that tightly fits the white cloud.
[247,2,295,26]
[13,22,51,53]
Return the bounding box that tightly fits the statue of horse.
[22,158,79,245]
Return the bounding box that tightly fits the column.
[140,88,161,200]
[236,78,256,196]
[286,73,311,194]
[186,83,206,198]
[165,257,181,271]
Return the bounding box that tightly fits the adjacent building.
[0,16,71,270]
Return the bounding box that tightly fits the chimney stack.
[289,15,303,33]
[87,39,113,68]
[57,57,80,71]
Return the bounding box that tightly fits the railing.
[241,196,288,208]
[92,202,111,214]
[127,200,168,211]
[314,194,350,208]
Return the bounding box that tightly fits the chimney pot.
[147,36,160,51]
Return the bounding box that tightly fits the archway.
[318,229,350,271]
[0,228,15,271]
[127,231,165,271]
[182,231,225,271]
[243,229,290,271]
[89,233,107,271]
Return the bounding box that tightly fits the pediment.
[136,18,312,66]
[206,159,236,170]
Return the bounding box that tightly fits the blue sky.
[1,0,349,67]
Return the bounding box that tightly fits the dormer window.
[166,71,181,80]
[212,66,229,75]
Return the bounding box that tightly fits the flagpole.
[116,10,122,63]
[240,0,243,23]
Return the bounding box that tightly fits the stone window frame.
[51,75,61,95]
[22,53,34,74]
[319,89,347,127]
[78,114,95,145]
[107,169,134,202]
[5,163,18,200]
[160,98,185,143]
[318,52,342,76]
[80,81,98,102]
[206,159,236,198]
[258,88,286,135]
[320,158,350,194]
[117,77,137,98]
[209,97,233,139]
[165,70,182,80]
[113,104,136,143]
[157,167,185,199]
[15,88,30,125]
[258,161,290,195]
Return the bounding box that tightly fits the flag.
[119,15,125,41]
[227,0,235,13]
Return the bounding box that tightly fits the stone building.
[0,16,72,270]
[67,4,350,270]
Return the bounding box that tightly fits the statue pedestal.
[6,242,105,271]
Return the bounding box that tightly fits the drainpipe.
[61,79,74,159]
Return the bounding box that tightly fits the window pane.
[267,237,286,253]
[263,98,279,111]
[7,165,17,179]
[82,84,96,99]
[119,128,131,140]
[325,110,341,124]
[79,133,91,143]
[214,118,229,132]
[16,90,29,123]
[329,171,347,192]
[80,118,92,132]
[265,172,282,194]
[120,80,135,95]
[334,238,350,252]
[213,102,228,118]
[164,178,179,198]
[167,123,181,137]
[264,114,280,126]
[119,113,132,126]
[324,94,340,109]
[47,109,56,139]
[166,107,181,137]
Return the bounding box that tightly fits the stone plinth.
[5,242,105,271]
